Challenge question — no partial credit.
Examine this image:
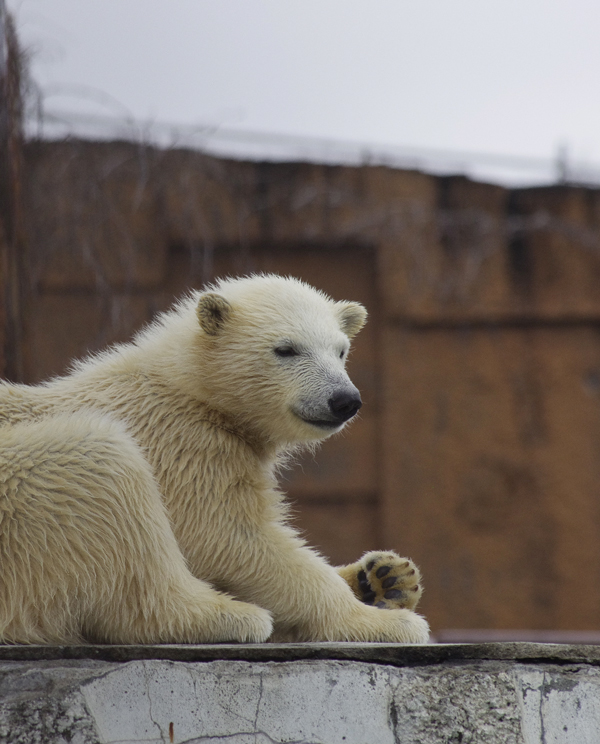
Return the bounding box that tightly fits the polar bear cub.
[0,274,429,644]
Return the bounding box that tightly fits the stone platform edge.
[1,641,599,666]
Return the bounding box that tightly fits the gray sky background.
[7,0,600,184]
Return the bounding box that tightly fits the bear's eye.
[274,345,299,358]
[339,350,345,359]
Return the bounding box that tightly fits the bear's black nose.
[328,391,362,422]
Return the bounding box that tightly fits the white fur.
[0,274,429,644]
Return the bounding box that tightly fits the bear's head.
[193,274,367,448]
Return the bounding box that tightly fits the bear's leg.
[336,551,423,611]
[0,414,272,644]
[211,519,429,643]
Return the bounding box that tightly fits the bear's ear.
[197,293,232,336]
[336,301,367,339]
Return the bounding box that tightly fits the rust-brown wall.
[8,139,600,633]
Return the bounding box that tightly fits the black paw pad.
[375,565,391,579]
[384,589,403,600]
[381,576,397,589]
[357,569,371,593]
[357,568,376,604]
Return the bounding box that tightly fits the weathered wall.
[0,10,24,383]
[1,643,600,744]
[6,138,600,634]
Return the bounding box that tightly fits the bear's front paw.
[354,551,422,611]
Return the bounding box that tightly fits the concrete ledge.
[1,643,599,743]
[2,640,600,665]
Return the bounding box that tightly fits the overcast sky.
[6,0,600,184]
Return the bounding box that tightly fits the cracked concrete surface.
[0,645,599,743]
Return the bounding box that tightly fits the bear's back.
[0,382,56,429]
